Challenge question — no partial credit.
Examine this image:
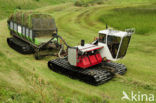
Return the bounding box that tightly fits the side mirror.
[125,28,135,36]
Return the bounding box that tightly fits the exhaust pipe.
[81,40,85,46]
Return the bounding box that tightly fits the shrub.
[75,0,84,6]
[16,6,21,9]
[75,0,104,7]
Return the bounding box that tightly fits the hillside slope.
[0,0,156,103]
[0,0,74,19]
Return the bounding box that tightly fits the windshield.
[107,35,121,58]
[117,36,131,58]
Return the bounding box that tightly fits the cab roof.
[98,29,132,37]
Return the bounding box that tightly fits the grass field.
[0,0,156,103]
[0,0,74,20]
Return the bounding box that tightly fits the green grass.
[75,0,104,7]
[0,0,74,20]
[0,0,156,103]
[108,0,156,4]
[99,5,156,34]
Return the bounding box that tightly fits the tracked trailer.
[7,11,67,59]
[48,28,134,85]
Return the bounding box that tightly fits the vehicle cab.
[98,29,134,61]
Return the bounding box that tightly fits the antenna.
[106,24,108,29]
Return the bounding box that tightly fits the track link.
[48,58,114,85]
[102,62,127,75]
[7,37,34,54]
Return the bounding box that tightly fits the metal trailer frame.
[7,11,69,59]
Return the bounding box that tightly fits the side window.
[99,34,106,43]
[107,36,121,58]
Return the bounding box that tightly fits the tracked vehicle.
[7,11,134,85]
[7,11,67,59]
[48,28,134,85]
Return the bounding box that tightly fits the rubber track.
[48,58,114,85]
[102,62,127,75]
[7,37,34,54]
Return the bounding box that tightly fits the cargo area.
[7,11,57,45]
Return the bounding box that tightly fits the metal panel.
[30,29,33,40]
[22,26,25,36]
[10,21,13,29]
[68,48,77,66]
[14,23,17,32]
[18,25,22,34]
[26,28,29,37]
[32,18,57,30]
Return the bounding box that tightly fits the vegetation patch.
[75,0,105,7]
[0,0,156,103]
[0,0,74,20]
[99,5,156,34]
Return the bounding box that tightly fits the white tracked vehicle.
[48,28,135,85]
